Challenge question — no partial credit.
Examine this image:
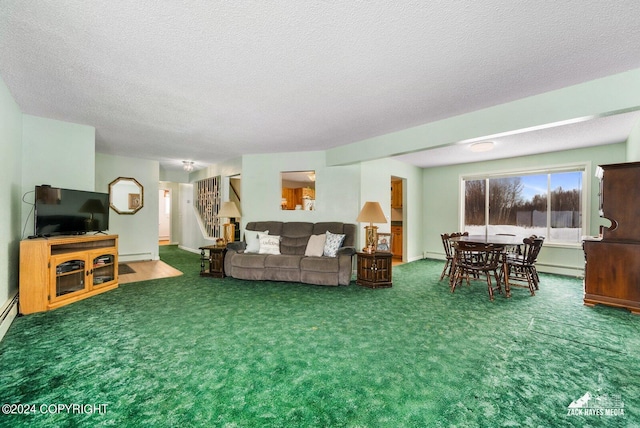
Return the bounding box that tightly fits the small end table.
[199,245,227,278]
[356,251,392,288]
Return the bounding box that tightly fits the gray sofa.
[224,221,357,286]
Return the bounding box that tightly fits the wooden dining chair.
[450,241,504,300]
[504,236,544,295]
[496,233,522,255]
[439,232,468,280]
[439,233,454,280]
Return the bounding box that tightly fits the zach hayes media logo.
[567,392,625,417]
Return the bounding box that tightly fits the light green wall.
[422,143,627,276]
[627,119,640,162]
[359,158,423,261]
[178,150,363,252]
[20,115,97,243]
[179,157,243,251]
[178,182,200,252]
[159,181,181,245]
[327,68,640,166]
[159,166,190,183]
[193,157,243,186]
[17,115,160,263]
[95,153,160,261]
[21,115,95,195]
[0,75,23,313]
[187,151,424,262]
[21,115,96,234]
[240,151,361,228]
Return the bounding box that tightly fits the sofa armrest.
[227,241,246,252]
[338,246,356,256]
[337,246,356,285]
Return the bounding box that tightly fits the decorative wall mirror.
[281,170,316,210]
[109,177,144,215]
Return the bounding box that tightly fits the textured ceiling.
[1,1,640,171]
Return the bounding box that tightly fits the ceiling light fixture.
[183,161,194,172]
[469,141,495,152]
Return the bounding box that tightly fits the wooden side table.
[199,245,227,278]
[356,251,392,288]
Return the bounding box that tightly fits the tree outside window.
[463,169,584,244]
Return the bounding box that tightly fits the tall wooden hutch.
[583,162,640,314]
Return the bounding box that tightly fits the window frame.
[459,163,591,248]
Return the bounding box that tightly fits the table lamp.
[356,201,387,253]
[218,201,241,244]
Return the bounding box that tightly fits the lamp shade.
[218,201,241,219]
[356,202,387,224]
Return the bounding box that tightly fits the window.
[462,166,587,244]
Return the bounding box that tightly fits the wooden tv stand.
[20,234,119,315]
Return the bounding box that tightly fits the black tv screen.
[34,186,110,236]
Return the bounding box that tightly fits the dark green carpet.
[1,246,638,427]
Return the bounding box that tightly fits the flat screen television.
[34,185,110,236]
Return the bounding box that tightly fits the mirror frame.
[109,177,144,215]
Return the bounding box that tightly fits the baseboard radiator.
[0,292,19,342]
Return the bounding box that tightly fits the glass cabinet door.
[91,252,117,288]
[52,257,87,300]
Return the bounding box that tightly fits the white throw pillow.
[259,235,281,255]
[305,234,327,257]
[245,230,268,253]
[323,231,346,257]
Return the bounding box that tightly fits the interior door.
[390,177,405,260]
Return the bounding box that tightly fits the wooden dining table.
[448,234,524,298]
[452,234,523,246]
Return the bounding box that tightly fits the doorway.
[390,176,405,262]
[159,188,171,245]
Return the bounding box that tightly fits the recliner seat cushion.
[300,256,340,273]
[232,253,267,269]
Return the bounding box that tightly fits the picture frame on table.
[376,233,392,252]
